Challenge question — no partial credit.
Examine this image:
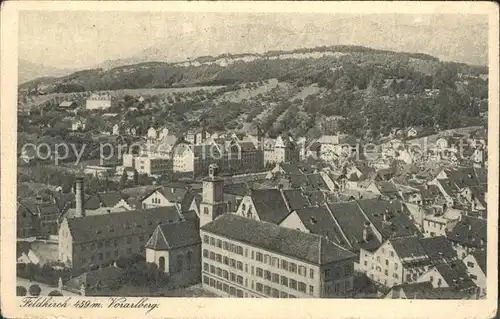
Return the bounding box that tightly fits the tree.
[29,284,41,296]
[48,290,63,296]
[133,169,139,185]
[16,286,27,296]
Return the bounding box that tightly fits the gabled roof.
[434,262,476,290]
[17,241,32,259]
[447,215,487,248]
[356,199,421,239]
[141,186,187,204]
[201,214,356,265]
[294,206,347,246]
[471,250,486,274]
[281,189,311,211]
[419,236,457,262]
[373,181,399,194]
[145,218,200,251]
[387,282,472,299]
[65,267,125,292]
[389,236,430,265]
[66,206,183,243]
[249,189,290,224]
[327,201,381,251]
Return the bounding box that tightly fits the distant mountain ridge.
[18,59,74,84]
[19,44,487,94]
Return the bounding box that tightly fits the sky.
[19,11,489,70]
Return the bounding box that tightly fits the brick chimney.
[75,177,85,218]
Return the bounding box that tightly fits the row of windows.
[82,235,148,251]
[203,237,244,255]
[365,258,399,270]
[81,248,133,263]
[203,276,244,297]
[203,250,244,270]
[255,282,301,298]
[204,261,314,296]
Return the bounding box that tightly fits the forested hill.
[19,45,487,94]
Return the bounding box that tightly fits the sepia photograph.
[1,1,498,319]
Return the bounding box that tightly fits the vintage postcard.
[1,1,498,319]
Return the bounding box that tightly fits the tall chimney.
[75,177,85,218]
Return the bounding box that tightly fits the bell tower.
[199,164,227,227]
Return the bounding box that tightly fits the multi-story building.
[358,236,458,288]
[58,178,193,270]
[264,135,300,166]
[86,93,113,110]
[446,215,487,259]
[200,214,357,298]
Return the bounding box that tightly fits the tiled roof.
[279,163,303,175]
[294,206,347,246]
[145,218,200,250]
[65,267,125,292]
[434,262,477,290]
[201,214,356,265]
[419,236,457,262]
[389,236,429,264]
[66,206,183,243]
[327,201,381,251]
[471,250,486,274]
[142,186,187,204]
[446,216,487,248]
[388,282,472,299]
[281,189,311,210]
[223,183,249,197]
[356,199,421,239]
[374,181,399,194]
[250,189,290,224]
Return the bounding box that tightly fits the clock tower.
[199,164,227,227]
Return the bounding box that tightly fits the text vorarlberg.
[19,297,160,314]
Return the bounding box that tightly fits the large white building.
[86,93,113,110]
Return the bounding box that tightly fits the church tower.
[199,164,227,227]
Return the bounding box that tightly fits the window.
[230,259,236,268]
[437,278,442,286]
[223,256,229,265]
[393,273,399,279]
[216,267,222,277]
[223,270,229,279]
[237,275,243,285]
[298,282,307,293]
[204,207,209,215]
[256,268,263,277]
[264,285,271,296]
[203,235,209,243]
[390,251,394,257]
[289,279,297,290]
[272,273,280,283]
[364,260,368,266]
[209,252,215,260]
[298,265,306,276]
[264,255,270,264]
[210,237,215,246]
[229,287,236,296]
[309,269,314,279]
[176,254,184,272]
[309,285,314,295]
[256,252,263,262]
[237,261,243,271]
[245,249,248,257]
[376,256,380,262]
[289,263,297,273]
[203,249,209,258]
[384,269,388,276]
[324,269,331,278]
[203,263,209,271]
[271,288,279,298]
[216,254,222,263]
[470,274,478,280]
[467,262,475,268]
[251,266,254,275]
[281,260,289,270]
[385,259,389,266]
[264,270,272,281]
[251,251,254,259]
[223,241,229,250]
[210,265,215,274]
[236,290,244,298]
[394,263,399,270]
[187,251,192,265]
[216,239,222,248]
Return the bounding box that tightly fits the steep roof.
[250,189,290,224]
[201,214,356,265]
[434,262,477,291]
[294,206,347,247]
[327,201,381,251]
[388,282,472,299]
[145,218,200,251]
[419,236,458,262]
[142,186,187,204]
[389,236,430,265]
[356,199,421,239]
[66,206,183,243]
[65,267,125,292]
[281,189,311,211]
[471,250,486,274]
[447,215,487,248]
